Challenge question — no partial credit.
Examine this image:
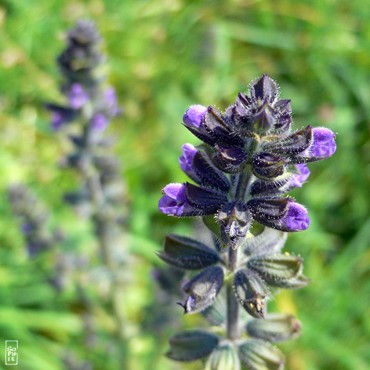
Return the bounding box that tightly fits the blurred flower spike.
[46,20,120,133]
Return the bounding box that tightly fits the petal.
[310,127,337,157]
[248,199,310,232]
[284,202,310,231]
[158,183,187,216]
[183,105,207,128]
[289,164,310,188]
[179,144,198,174]
[293,127,337,162]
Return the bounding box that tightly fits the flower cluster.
[47,20,119,133]
[160,75,336,244]
[158,75,336,369]
[46,20,125,221]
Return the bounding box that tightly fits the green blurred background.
[0,0,369,369]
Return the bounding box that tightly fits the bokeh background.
[0,0,369,369]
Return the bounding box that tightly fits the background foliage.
[0,0,369,369]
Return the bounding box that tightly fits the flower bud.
[247,254,303,284]
[205,342,241,370]
[217,202,252,245]
[263,126,313,155]
[293,127,336,162]
[246,313,301,342]
[251,74,279,104]
[213,145,248,174]
[179,144,230,191]
[183,105,207,129]
[252,152,286,180]
[158,234,220,270]
[166,330,219,362]
[248,199,310,232]
[234,269,269,318]
[158,183,226,217]
[180,266,224,314]
[238,339,285,370]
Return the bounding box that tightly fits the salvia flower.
[47,20,125,212]
[160,74,336,242]
[158,75,336,369]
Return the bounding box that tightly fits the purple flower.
[91,113,109,132]
[179,145,230,192]
[289,164,310,188]
[68,84,89,109]
[179,144,197,174]
[183,105,207,128]
[159,183,227,217]
[248,198,309,232]
[310,127,336,158]
[158,183,189,216]
[104,87,120,116]
[284,202,310,231]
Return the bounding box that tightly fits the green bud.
[166,330,219,362]
[246,313,301,342]
[247,254,303,285]
[234,269,269,319]
[238,339,285,370]
[205,342,241,370]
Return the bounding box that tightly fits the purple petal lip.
[91,113,109,132]
[284,202,310,231]
[183,105,207,128]
[158,183,187,216]
[179,144,198,173]
[290,164,310,188]
[68,83,89,109]
[310,127,336,158]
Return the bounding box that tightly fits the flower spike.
[158,75,336,369]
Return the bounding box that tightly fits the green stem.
[227,246,239,340]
